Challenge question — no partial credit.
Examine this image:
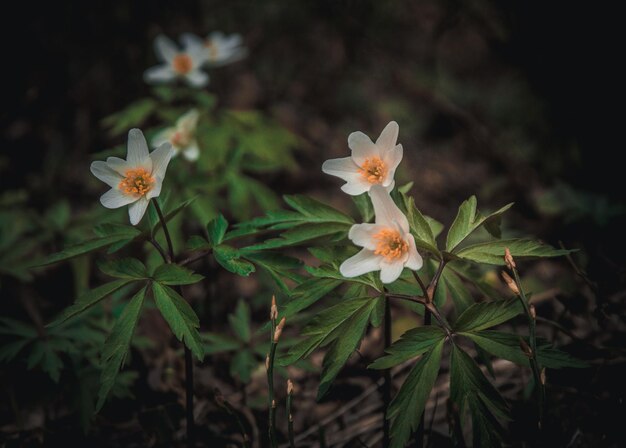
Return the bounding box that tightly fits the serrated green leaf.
[388,340,443,448]
[33,235,135,267]
[446,197,514,252]
[152,283,204,361]
[202,332,242,354]
[369,326,446,369]
[96,286,147,411]
[442,269,474,315]
[280,278,342,319]
[98,258,148,279]
[207,214,228,247]
[27,341,64,382]
[454,299,522,333]
[242,251,303,293]
[213,245,256,276]
[455,239,574,265]
[93,223,141,239]
[47,279,135,328]
[229,300,251,343]
[152,264,204,285]
[186,235,211,251]
[401,194,440,256]
[283,195,354,225]
[242,222,351,251]
[352,193,374,222]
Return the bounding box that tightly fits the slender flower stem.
[414,271,433,447]
[383,295,392,447]
[287,380,296,448]
[151,199,195,447]
[509,265,545,429]
[267,301,282,448]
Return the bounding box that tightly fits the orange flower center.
[373,228,408,261]
[171,131,191,148]
[119,168,155,197]
[172,54,193,74]
[204,40,219,60]
[359,157,387,184]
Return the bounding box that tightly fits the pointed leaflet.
[369,326,446,369]
[228,300,251,343]
[454,299,522,333]
[446,196,514,252]
[283,195,354,225]
[96,286,147,411]
[152,282,204,360]
[207,213,228,247]
[279,278,343,319]
[152,263,204,285]
[387,340,444,448]
[98,258,148,279]
[47,279,134,328]
[213,245,256,276]
[455,238,574,265]
[33,234,140,267]
[400,193,440,257]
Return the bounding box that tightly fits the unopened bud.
[271,399,276,409]
[519,338,533,358]
[529,304,537,320]
[270,295,278,321]
[287,379,294,395]
[501,271,520,295]
[265,354,270,370]
[540,368,546,385]
[273,317,286,342]
[504,248,516,270]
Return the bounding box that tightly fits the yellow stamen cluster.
[359,157,387,184]
[172,54,193,74]
[373,228,408,261]
[119,168,154,197]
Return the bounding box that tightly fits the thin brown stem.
[383,296,392,447]
[412,271,428,296]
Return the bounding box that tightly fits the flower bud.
[540,368,546,385]
[265,354,270,370]
[287,379,294,395]
[504,247,516,270]
[273,317,286,342]
[501,271,520,295]
[529,304,537,320]
[270,295,278,321]
[519,338,533,358]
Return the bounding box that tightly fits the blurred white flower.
[322,121,403,195]
[91,129,174,225]
[144,35,209,88]
[152,109,200,161]
[340,185,422,283]
[181,32,247,67]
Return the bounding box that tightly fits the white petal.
[404,234,424,271]
[348,131,378,164]
[147,175,163,200]
[208,47,248,67]
[127,129,150,168]
[154,35,178,62]
[221,34,243,50]
[177,109,199,132]
[180,32,205,49]
[322,156,360,179]
[90,161,122,187]
[379,260,405,284]
[369,185,409,232]
[340,181,371,196]
[348,223,386,250]
[340,249,381,278]
[185,69,209,88]
[375,121,399,151]
[151,128,175,149]
[144,65,176,84]
[382,144,403,186]
[128,197,150,226]
[182,142,200,161]
[106,157,130,175]
[150,142,174,180]
[100,188,136,209]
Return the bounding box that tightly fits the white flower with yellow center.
[90,129,174,225]
[152,109,200,161]
[181,32,247,67]
[340,185,423,283]
[144,35,209,88]
[322,121,403,195]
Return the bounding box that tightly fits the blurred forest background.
[1,1,624,447]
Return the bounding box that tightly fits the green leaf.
[454,299,522,333]
[242,252,303,293]
[280,278,342,319]
[242,222,351,250]
[34,235,136,267]
[388,340,444,448]
[402,194,440,256]
[317,298,379,399]
[202,332,242,354]
[98,258,148,279]
[230,350,257,383]
[96,286,147,411]
[149,196,197,236]
[102,98,157,136]
[207,214,228,247]
[152,264,204,285]
[370,326,446,370]
[228,300,251,343]
[464,330,587,369]
[93,223,141,239]
[442,269,474,315]
[152,283,204,361]
[446,197,514,252]
[213,245,256,276]
[47,279,135,328]
[455,239,574,265]
[352,193,374,222]
[283,195,354,225]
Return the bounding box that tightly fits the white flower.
[340,185,423,283]
[90,129,174,225]
[322,121,403,195]
[144,35,209,88]
[152,109,200,161]
[181,32,247,67]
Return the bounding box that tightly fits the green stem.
[267,340,278,448]
[287,387,296,448]
[510,267,545,428]
[383,296,392,447]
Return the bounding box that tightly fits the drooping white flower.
[144,35,209,88]
[152,109,200,161]
[181,31,247,67]
[322,121,403,195]
[340,185,422,283]
[91,129,174,225]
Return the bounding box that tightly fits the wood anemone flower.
[181,31,248,67]
[144,35,210,88]
[152,109,200,161]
